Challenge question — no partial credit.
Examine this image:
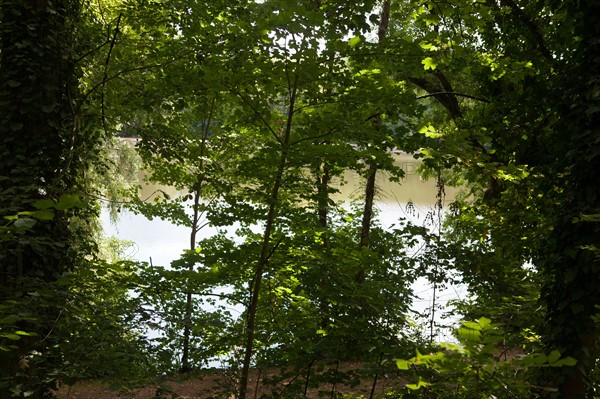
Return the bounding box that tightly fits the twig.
[41,310,63,342]
[290,126,338,146]
[417,91,490,103]
[231,89,281,143]
[101,13,123,134]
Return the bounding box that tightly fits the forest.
[1,0,599,398]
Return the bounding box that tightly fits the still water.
[101,152,465,341]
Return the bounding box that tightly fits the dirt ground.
[55,363,407,399]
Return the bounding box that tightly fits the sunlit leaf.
[348,36,361,47]
[407,378,429,390]
[421,57,437,70]
[396,359,410,370]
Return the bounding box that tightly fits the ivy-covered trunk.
[539,1,600,396]
[0,0,76,269]
[0,0,84,397]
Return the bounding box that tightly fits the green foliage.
[2,0,599,397]
[133,255,239,372]
[394,318,576,398]
[56,258,156,384]
[0,197,156,395]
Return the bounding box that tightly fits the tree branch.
[417,91,490,103]
[230,89,281,143]
[101,13,122,134]
[290,125,337,146]
[409,76,461,120]
[500,0,553,61]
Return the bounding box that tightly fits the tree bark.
[0,1,84,397]
[355,1,389,283]
[316,161,331,327]
[539,2,600,396]
[356,161,377,283]
[180,97,215,373]
[238,74,299,399]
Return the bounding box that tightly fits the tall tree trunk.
[0,1,84,397]
[317,162,330,236]
[356,161,377,283]
[540,2,600,396]
[180,184,201,373]
[238,74,299,399]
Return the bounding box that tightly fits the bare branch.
[101,13,122,134]
[290,125,338,146]
[230,89,281,143]
[417,91,490,103]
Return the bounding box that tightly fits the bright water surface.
[101,153,466,342]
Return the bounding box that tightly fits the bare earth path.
[55,364,406,399]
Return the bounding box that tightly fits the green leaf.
[1,333,21,341]
[532,354,547,364]
[418,124,442,138]
[547,350,561,364]
[463,321,482,330]
[33,199,55,209]
[457,326,481,342]
[407,378,429,390]
[348,36,361,48]
[14,217,37,229]
[396,359,410,370]
[55,194,84,210]
[421,57,437,70]
[15,331,37,336]
[419,42,439,51]
[32,209,54,221]
[478,317,492,328]
[555,357,577,367]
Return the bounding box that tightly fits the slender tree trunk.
[304,358,315,397]
[368,352,384,399]
[316,52,336,329]
[317,163,330,233]
[180,98,215,373]
[355,0,389,283]
[316,161,331,327]
[180,188,200,373]
[238,74,299,399]
[356,161,377,283]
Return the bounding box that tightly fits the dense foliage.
[1,0,598,398]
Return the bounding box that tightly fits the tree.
[5,0,597,397]
[535,2,600,396]
[0,0,159,396]
[104,2,434,398]
[379,0,600,396]
[0,1,91,397]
